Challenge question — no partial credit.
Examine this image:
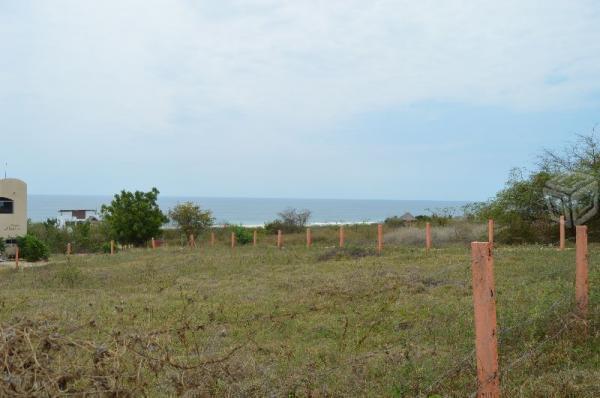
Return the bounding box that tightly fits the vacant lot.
[0,242,597,397]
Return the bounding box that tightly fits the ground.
[0,241,597,397]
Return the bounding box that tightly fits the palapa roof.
[400,212,416,222]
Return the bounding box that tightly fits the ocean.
[27,195,470,226]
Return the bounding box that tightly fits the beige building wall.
[0,179,27,240]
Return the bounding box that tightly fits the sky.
[1,0,600,201]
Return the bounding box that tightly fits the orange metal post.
[253,230,257,246]
[488,219,494,246]
[110,240,115,255]
[15,246,19,269]
[306,228,312,248]
[576,226,589,317]
[377,224,383,253]
[277,230,283,249]
[425,223,432,251]
[67,242,72,256]
[559,215,566,250]
[339,226,345,248]
[151,237,156,249]
[231,232,236,249]
[471,242,500,397]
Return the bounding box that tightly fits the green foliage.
[231,225,253,245]
[265,208,311,234]
[168,202,214,238]
[27,219,110,254]
[0,239,5,255]
[383,216,404,227]
[465,169,554,243]
[101,188,168,246]
[16,234,50,262]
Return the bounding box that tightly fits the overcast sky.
[1,1,599,200]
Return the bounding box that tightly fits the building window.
[0,197,14,214]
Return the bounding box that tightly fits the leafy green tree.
[16,235,50,262]
[101,188,168,246]
[168,202,214,238]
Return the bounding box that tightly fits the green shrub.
[265,208,311,234]
[232,225,253,245]
[56,263,83,288]
[16,234,50,262]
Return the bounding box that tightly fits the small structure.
[0,178,27,241]
[400,212,417,227]
[58,209,100,227]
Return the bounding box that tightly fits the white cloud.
[2,0,600,138]
[1,0,599,197]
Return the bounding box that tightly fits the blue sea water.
[27,195,470,225]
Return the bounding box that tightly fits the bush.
[265,208,311,234]
[101,188,168,246]
[169,202,214,238]
[232,226,253,245]
[16,234,50,262]
[0,239,5,255]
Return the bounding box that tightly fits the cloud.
[1,0,599,197]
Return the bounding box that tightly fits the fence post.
[471,242,500,397]
[559,215,566,250]
[110,240,115,255]
[151,237,156,249]
[306,228,312,248]
[488,219,494,246]
[67,242,72,256]
[377,224,383,254]
[339,226,345,248]
[253,230,257,247]
[576,225,589,317]
[277,230,283,249]
[211,232,215,246]
[189,234,196,248]
[425,222,432,251]
[15,246,19,269]
[231,232,235,249]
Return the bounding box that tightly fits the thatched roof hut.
[400,212,416,225]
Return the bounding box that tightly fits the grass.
[0,238,597,396]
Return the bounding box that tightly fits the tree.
[169,202,214,238]
[265,208,311,234]
[101,188,168,246]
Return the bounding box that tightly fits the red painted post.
[576,226,589,317]
[253,230,257,246]
[488,219,494,246]
[339,226,345,248]
[15,246,19,269]
[110,240,115,255]
[559,215,566,250]
[277,230,283,249]
[377,224,383,253]
[231,232,236,249]
[471,242,500,397]
[211,232,215,246]
[425,222,432,251]
[306,228,312,248]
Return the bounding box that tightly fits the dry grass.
[0,242,597,396]
[384,223,487,247]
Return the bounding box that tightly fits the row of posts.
[150,223,394,253]
[35,216,569,258]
